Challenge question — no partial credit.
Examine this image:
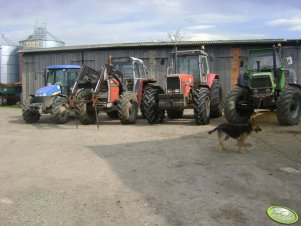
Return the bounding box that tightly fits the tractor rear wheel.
[167,109,184,119]
[193,88,210,125]
[224,86,252,123]
[276,86,301,125]
[50,97,69,124]
[117,91,138,124]
[22,97,40,123]
[210,79,223,118]
[76,89,96,125]
[141,86,165,124]
[106,111,119,119]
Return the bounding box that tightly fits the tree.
[167,29,187,42]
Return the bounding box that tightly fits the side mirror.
[287,57,293,65]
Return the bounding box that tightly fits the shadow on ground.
[88,129,301,226]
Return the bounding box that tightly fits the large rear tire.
[224,86,252,123]
[193,88,210,125]
[276,86,301,125]
[210,79,223,118]
[75,89,96,125]
[22,97,40,123]
[117,91,138,124]
[141,86,165,124]
[50,97,70,124]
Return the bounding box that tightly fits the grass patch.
[0,104,22,109]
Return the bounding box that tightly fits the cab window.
[201,56,209,75]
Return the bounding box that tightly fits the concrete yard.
[0,108,300,226]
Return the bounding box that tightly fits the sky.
[1,0,301,46]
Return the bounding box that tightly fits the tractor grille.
[251,77,272,89]
[167,77,180,91]
[34,96,52,106]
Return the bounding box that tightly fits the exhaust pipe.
[174,46,178,74]
[272,45,278,83]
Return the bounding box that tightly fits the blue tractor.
[22,65,80,124]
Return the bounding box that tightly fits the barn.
[19,39,301,99]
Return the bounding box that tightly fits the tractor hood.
[168,73,193,78]
[35,84,61,97]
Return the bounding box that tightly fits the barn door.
[231,48,241,88]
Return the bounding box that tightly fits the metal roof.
[19,39,301,53]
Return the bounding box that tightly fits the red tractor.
[142,47,223,125]
[70,57,156,125]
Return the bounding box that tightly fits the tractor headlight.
[36,93,47,97]
[51,91,60,96]
[174,89,180,93]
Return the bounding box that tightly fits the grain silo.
[19,23,65,49]
[0,34,20,83]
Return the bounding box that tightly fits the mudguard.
[207,73,219,88]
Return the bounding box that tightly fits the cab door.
[200,55,210,85]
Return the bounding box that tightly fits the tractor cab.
[112,57,151,93]
[168,49,210,95]
[44,65,81,95]
[246,48,284,95]
[171,50,210,79]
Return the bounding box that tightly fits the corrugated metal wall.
[21,45,301,100]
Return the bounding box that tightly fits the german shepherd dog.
[208,117,262,153]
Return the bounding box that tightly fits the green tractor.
[224,45,301,125]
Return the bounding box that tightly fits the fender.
[236,84,252,92]
[136,80,145,105]
[57,94,69,100]
[288,83,301,90]
[109,78,120,103]
[207,73,219,88]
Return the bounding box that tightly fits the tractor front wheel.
[50,97,70,124]
[224,86,253,123]
[276,86,301,125]
[75,89,96,125]
[22,97,40,123]
[117,91,138,124]
[193,88,210,125]
[141,86,165,124]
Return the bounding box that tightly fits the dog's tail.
[208,127,218,135]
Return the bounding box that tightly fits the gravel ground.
[0,108,300,226]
